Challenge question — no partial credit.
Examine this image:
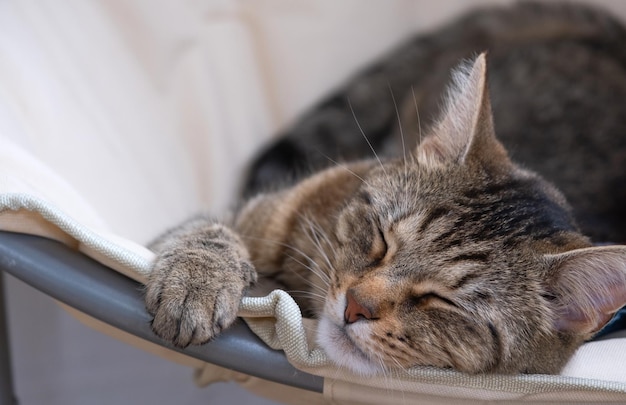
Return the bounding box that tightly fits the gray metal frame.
[0,231,323,404]
[0,272,17,405]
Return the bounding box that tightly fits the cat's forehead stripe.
[394,211,428,232]
[446,251,491,263]
[418,206,453,233]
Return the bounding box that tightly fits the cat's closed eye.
[368,223,388,266]
[408,292,457,309]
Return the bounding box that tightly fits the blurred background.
[2,1,626,404]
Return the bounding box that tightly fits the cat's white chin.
[316,316,383,376]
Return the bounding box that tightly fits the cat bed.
[2,1,626,404]
[3,178,626,404]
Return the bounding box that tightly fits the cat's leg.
[145,214,257,348]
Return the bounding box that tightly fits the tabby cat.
[145,2,626,375]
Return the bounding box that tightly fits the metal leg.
[0,272,17,405]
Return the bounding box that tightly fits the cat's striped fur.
[146,3,626,375]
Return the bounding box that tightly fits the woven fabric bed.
[2,1,626,404]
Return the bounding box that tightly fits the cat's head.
[317,53,626,375]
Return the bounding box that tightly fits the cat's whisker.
[290,239,332,288]
[279,248,330,291]
[411,86,423,147]
[299,320,317,335]
[288,289,327,304]
[239,233,331,291]
[239,233,328,278]
[348,98,388,178]
[388,83,410,214]
[411,86,423,213]
[318,152,373,188]
[298,214,338,275]
[282,253,329,294]
[389,84,408,167]
[287,289,327,299]
[302,213,340,259]
[291,280,327,298]
[295,235,334,288]
[377,352,410,403]
[389,355,407,373]
[374,353,396,396]
[306,233,334,278]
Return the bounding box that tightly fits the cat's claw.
[145,247,256,348]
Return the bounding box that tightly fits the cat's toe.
[148,290,219,347]
[209,288,243,334]
[149,303,188,347]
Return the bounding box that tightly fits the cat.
[145,2,626,376]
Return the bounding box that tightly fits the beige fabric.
[3,1,626,403]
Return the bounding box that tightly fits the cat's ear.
[416,53,510,170]
[545,245,626,338]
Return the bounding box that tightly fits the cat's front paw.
[145,244,256,348]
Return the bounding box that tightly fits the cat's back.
[244,2,626,243]
[485,29,626,244]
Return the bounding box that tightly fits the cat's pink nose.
[344,290,373,324]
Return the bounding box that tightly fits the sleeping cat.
[145,2,626,375]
